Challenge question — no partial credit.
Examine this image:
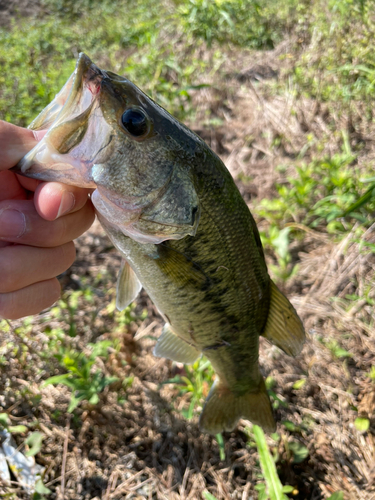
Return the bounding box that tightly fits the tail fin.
[261,280,305,357]
[199,378,275,435]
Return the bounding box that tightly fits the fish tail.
[199,377,275,435]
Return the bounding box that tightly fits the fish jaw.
[13,53,111,188]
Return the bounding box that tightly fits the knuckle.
[58,242,76,269]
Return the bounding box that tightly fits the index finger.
[0,121,39,171]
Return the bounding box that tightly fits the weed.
[354,417,370,432]
[266,376,289,410]
[215,432,226,461]
[366,366,375,381]
[43,340,118,412]
[260,226,299,283]
[252,424,294,500]
[327,493,344,500]
[164,357,214,420]
[0,413,27,435]
[202,492,219,500]
[318,337,352,360]
[177,0,277,49]
[257,146,369,233]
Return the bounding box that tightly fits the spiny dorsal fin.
[261,280,305,357]
[153,323,200,364]
[199,377,276,435]
[116,258,142,311]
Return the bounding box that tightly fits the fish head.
[14,53,201,244]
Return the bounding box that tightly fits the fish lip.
[56,53,104,124]
[27,53,104,132]
[12,53,108,187]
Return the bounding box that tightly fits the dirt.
[1,7,375,500]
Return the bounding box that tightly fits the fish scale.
[14,53,305,434]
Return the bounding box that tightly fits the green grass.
[0,0,302,126]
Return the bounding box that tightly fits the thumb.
[0,120,42,171]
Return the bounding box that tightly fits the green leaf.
[25,431,43,457]
[89,393,100,405]
[8,425,27,434]
[42,374,74,387]
[292,379,306,390]
[354,417,370,432]
[202,491,219,500]
[282,420,297,432]
[255,483,268,500]
[67,394,85,413]
[0,413,10,428]
[333,347,352,359]
[282,485,294,493]
[327,492,344,500]
[34,478,52,495]
[341,183,375,216]
[253,425,284,500]
[288,441,309,464]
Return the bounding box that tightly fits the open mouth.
[29,53,104,132]
[13,54,113,187]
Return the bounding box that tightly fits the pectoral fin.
[261,280,305,356]
[116,258,142,311]
[153,324,200,364]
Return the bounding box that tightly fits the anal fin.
[199,378,276,435]
[261,280,305,356]
[153,324,200,364]
[116,258,142,311]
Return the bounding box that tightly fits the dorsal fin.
[261,280,305,356]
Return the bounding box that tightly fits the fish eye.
[121,108,149,137]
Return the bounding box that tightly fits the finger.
[0,278,61,320]
[0,121,39,171]
[17,175,42,193]
[0,171,27,201]
[0,199,95,247]
[34,182,94,221]
[0,242,76,293]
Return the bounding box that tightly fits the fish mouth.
[29,53,104,132]
[13,53,111,187]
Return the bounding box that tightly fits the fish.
[13,53,305,434]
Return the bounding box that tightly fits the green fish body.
[14,54,305,433]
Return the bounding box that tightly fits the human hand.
[0,120,95,320]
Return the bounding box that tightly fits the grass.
[2,0,375,498]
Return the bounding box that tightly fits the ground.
[1,2,375,500]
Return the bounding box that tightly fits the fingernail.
[56,192,75,219]
[0,209,26,239]
[32,129,47,141]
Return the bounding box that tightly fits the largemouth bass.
[14,53,305,434]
